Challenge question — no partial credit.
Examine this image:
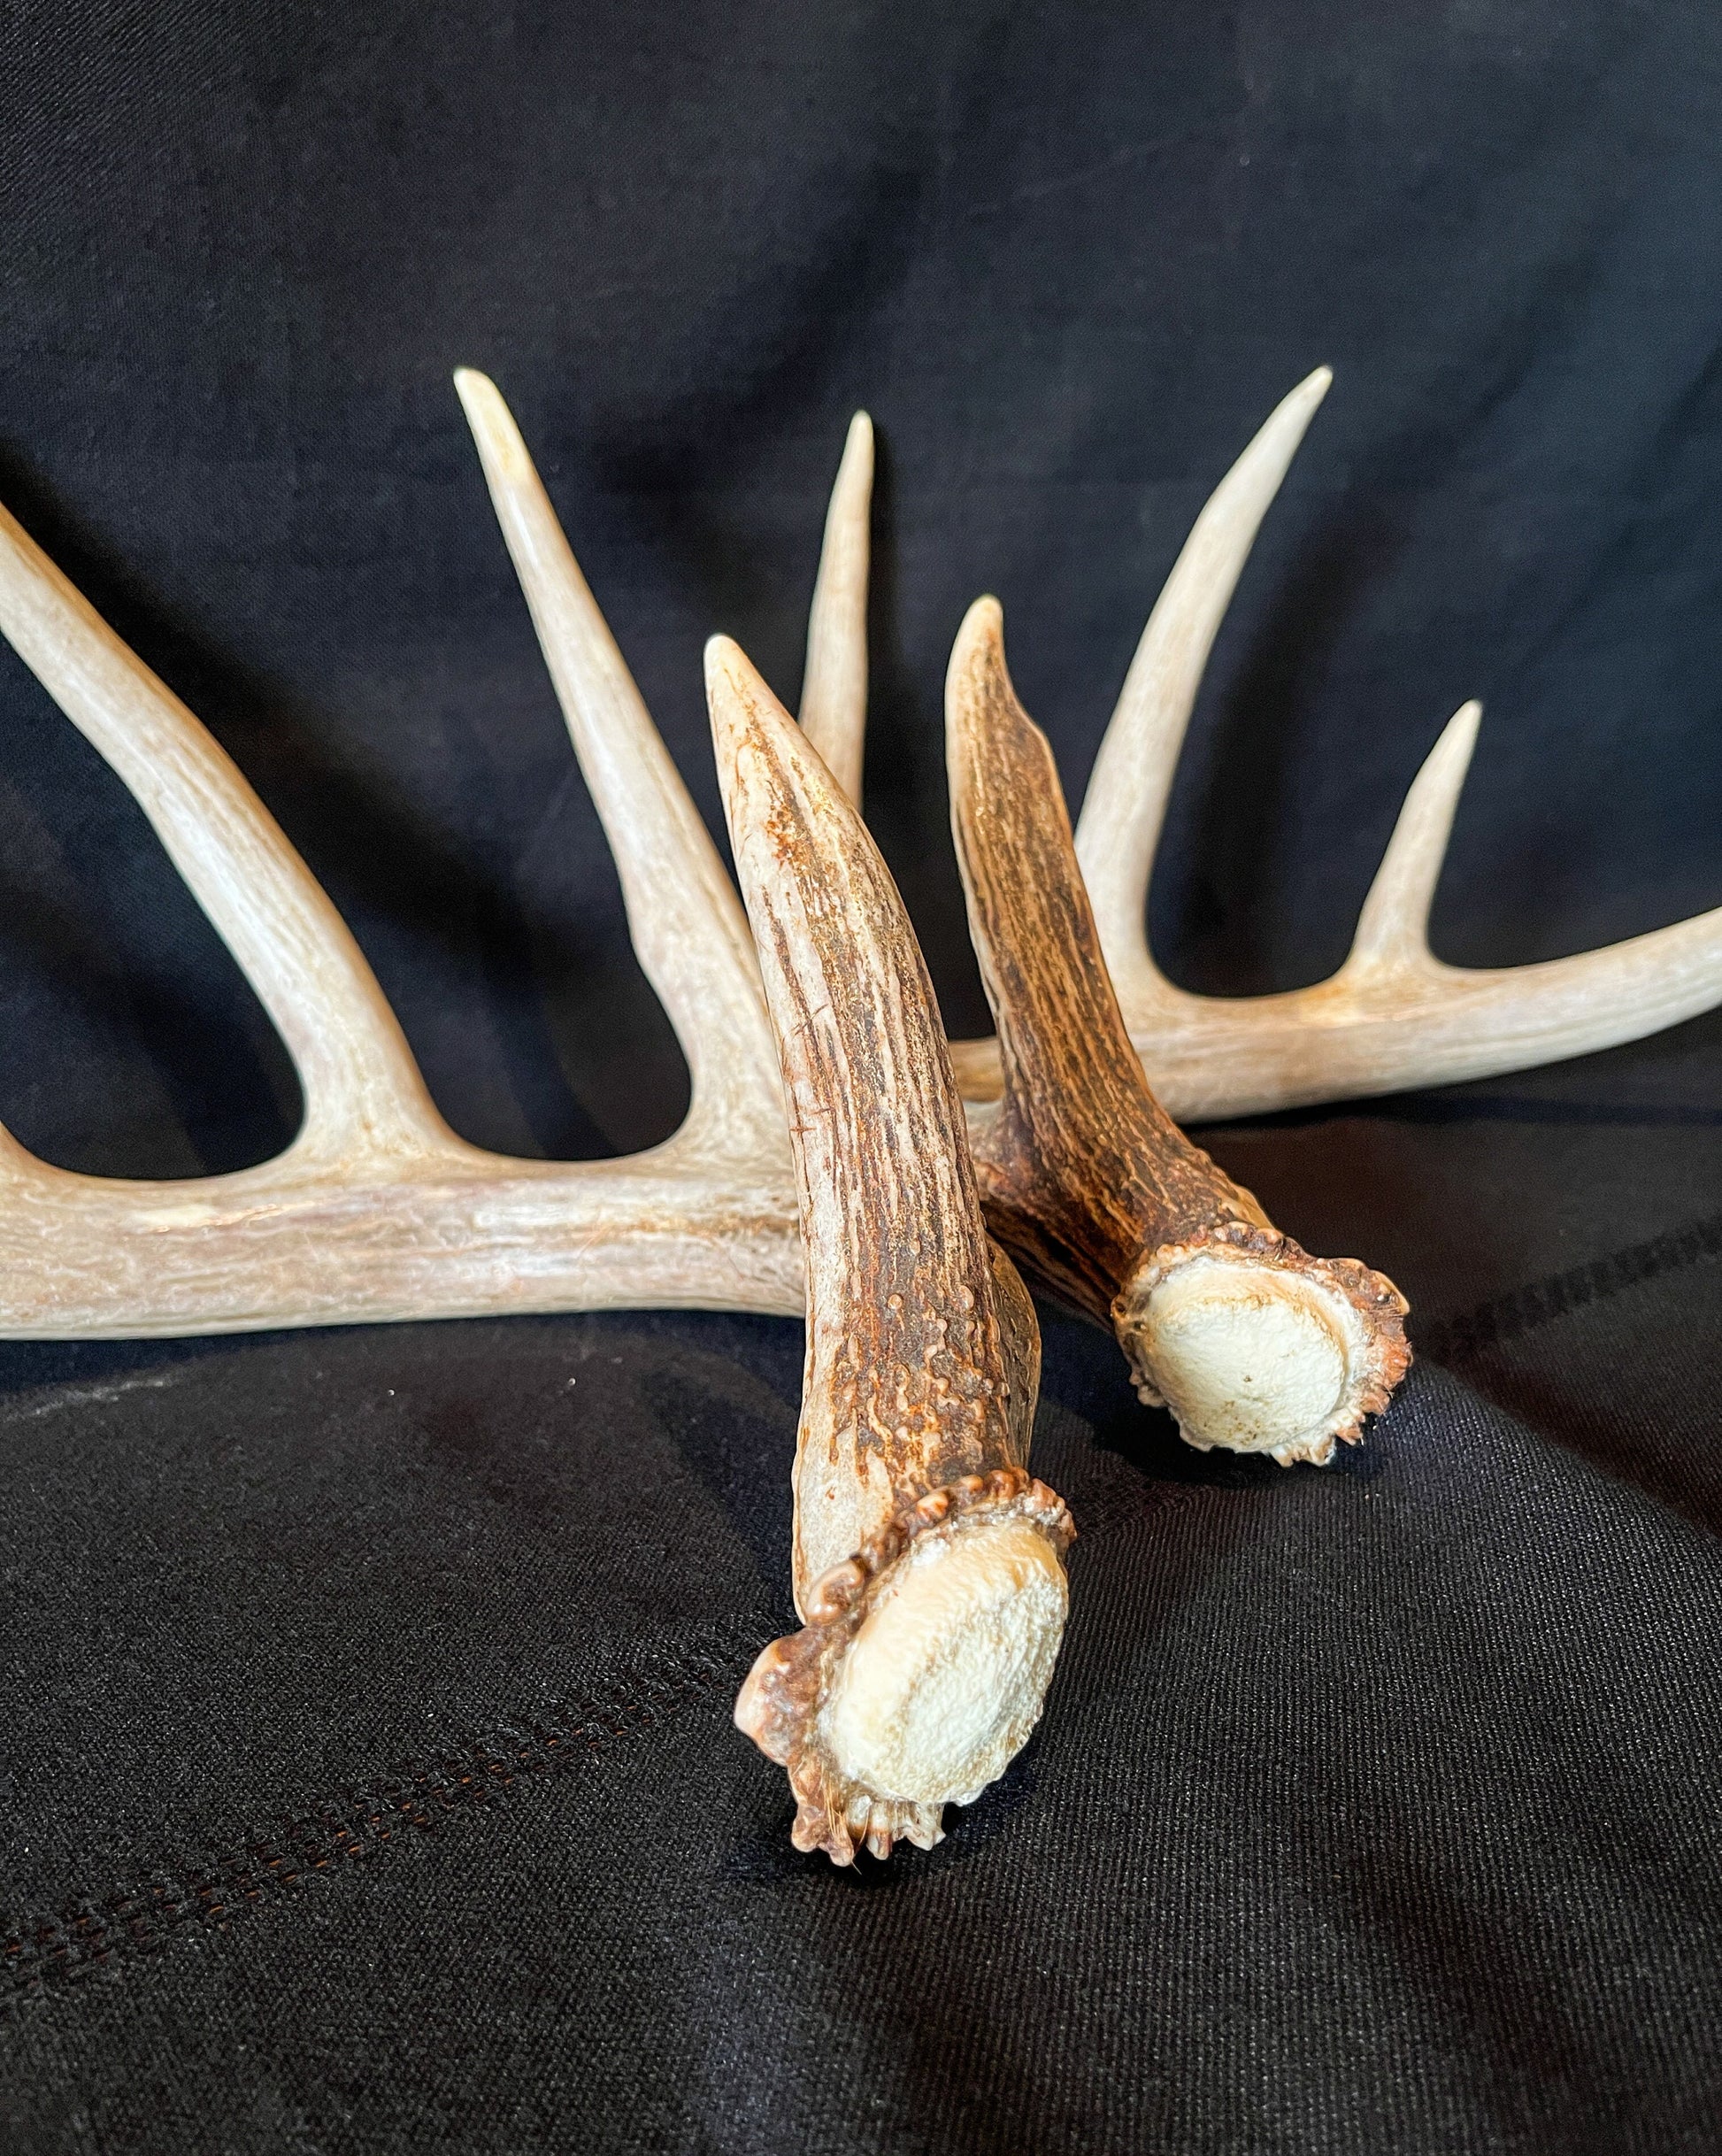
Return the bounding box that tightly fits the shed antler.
[949,366,1722,1120]
[710,638,1072,1863]
[0,366,1714,1339]
[948,600,1408,1465]
[0,375,824,1335]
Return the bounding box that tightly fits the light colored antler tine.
[453,369,782,1158]
[0,499,449,1165]
[1115,675,1722,1119]
[1072,366,1334,1025]
[1343,702,1482,976]
[798,412,873,805]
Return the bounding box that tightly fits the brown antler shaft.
[949,599,1409,1467]
[709,635,1072,1864]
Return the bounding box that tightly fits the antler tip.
[452,363,501,415]
[1418,697,1486,800]
[705,635,786,774]
[453,366,532,481]
[947,600,1017,765]
[703,630,753,695]
[957,592,1004,645]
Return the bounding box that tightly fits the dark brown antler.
[708,635,1072,1863]
[948,597,1409,1467]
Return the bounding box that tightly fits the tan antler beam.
[0,380,824,1335]
[710,637,1072,1863]
[0,367,1714,1337]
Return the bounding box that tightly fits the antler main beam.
[0,367,1714,1338]
[0,383,812,1336]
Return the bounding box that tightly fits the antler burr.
[709,637,1073,1864]
[948,598,1409,1466]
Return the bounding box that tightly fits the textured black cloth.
[3,4,1721,2150]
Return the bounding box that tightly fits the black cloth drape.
[2,5,1719,2150]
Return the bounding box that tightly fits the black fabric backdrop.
[3,4,1721,2151]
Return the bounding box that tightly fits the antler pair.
[1,366,1713,1857]
[704,574,1402,1859]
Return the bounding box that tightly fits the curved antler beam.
[948,598,1408,1465]
[0,366,1713,1339]
[0,380,823,1336]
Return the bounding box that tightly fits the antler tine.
[454,369,782,1157]
[798,411,873,805]
[0,393,908,1336]
[1093,663,1722,1120]
[709,634,1072,1865]
[0,499,448,1164]
[1072,366,1333,1027]
[1344,702,1483,976]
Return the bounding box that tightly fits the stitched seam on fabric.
[0,1617,774,2015]
[0,1465,1182,2014]
[1419,1208,1722,1366]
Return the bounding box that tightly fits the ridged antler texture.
[948,599,1409,1466]
[711,638,1071,1862]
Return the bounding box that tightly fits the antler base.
[1115,1226,1411,1467]
[735,1470,1074,1865]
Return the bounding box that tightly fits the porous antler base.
[1114,1223,1411,1467]
[734,1470,1074,1865]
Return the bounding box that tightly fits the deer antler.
[0,366,1714,1338]
[949,366,1722,1119]
[0,376,834,1335]
[709,636,1072,1863]
[948,598,1408,1466]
